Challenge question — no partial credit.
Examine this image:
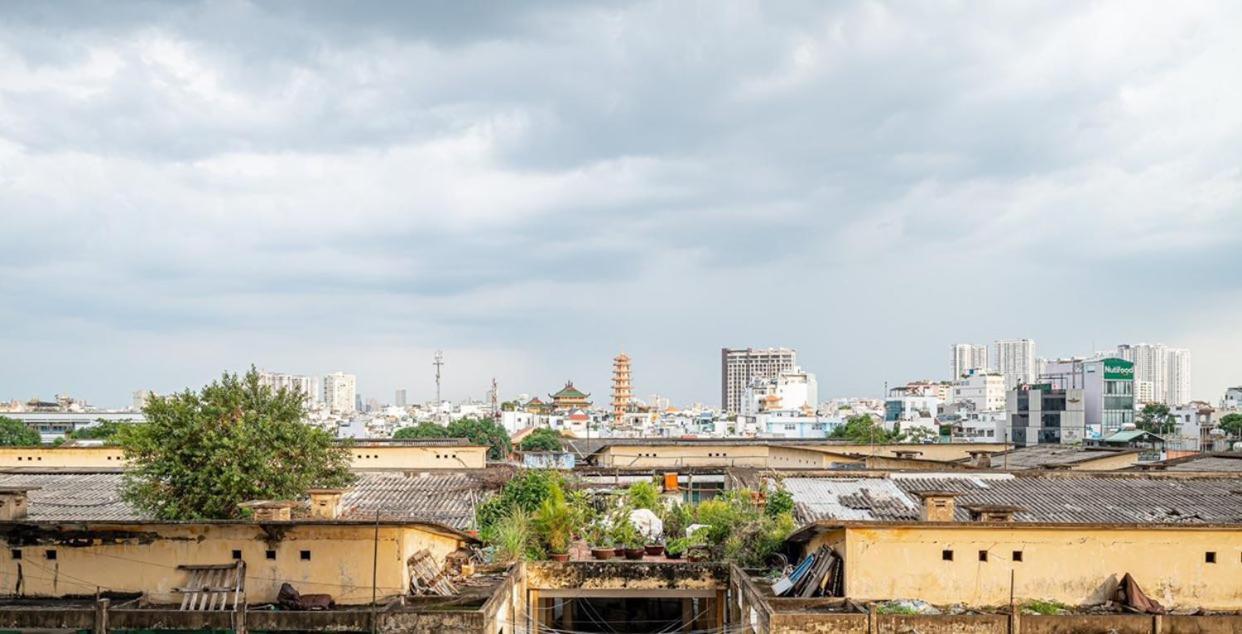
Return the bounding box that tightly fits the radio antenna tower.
[433,350,444,404]
[489,377,499,420]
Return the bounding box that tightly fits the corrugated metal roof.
[787,473,1242,525]
[0,471,493,529]
[339,472,488,529]
[0,472,140,522]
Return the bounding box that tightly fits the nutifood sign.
[1102,358,1134,381]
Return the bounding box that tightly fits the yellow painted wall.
[769,447,862,469]
[0,445,487,471]
[0,523,465,604]
[348,445,487,470]
[0,446,124,468]
[807,526,1241,610]
[1067,452,1140,471]
[597,445,772,468]
[797,443,1011,462]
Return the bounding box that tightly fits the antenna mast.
[433,350,444,404]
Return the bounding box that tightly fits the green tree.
[518,428,563,452]
[476,470,565,539]
[119,367,354,520]
[393,421,451,440]
[829,414,901,443]
[68,419,132,443]
[448,417,510,461]
[1218,412,1242,437]
[0,416,41,446]
[1136,402,1176,435]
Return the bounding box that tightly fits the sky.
[2,1,1241,409]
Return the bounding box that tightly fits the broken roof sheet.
[987,445,1137,470]
[786,473,1242,525]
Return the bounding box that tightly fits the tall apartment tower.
[1116,343,1167,405]
[322,372,357,414]
[995,339,1036,390]
[1165,348,1192,406]
[951,344,989,379]
[394,389,408,408]
[720,347,797,414]
[257,370,316,407]
[611,353,632,420]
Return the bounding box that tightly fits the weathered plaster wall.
[0,523,464,604]
[808,526,1242,610]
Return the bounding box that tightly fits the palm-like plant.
[535,483,575,555]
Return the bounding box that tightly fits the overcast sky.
[2,1,1240,408]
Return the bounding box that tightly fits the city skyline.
[1,336,1212,411]
[2,3,1241,407]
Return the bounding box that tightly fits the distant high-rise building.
[322,372,357,414]
[257,371,316,406]
[611,353,632,420]
[1116,343,1167,405]
[995,339,1036,390]
[721,347,797,414]
[131,389,157,411]
[395,389,407,408]
[951,344,989,379]
[1116,343,1191,405]
[1166,348,1192,406]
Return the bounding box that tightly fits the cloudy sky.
[2,1,1240,408]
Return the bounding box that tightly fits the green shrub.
[626,480,661,511]
[476,470,566,539]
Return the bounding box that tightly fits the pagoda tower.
[612,352,632,421]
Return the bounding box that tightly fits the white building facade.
[951,372,1006,413]
[995,339,1036,390]
[720,347,797,414]
[322,372,357,414]
[258,371,318,407]
[951,344,989,380]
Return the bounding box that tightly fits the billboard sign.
[1102,358,1135,381]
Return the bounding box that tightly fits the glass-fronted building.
[1040,357,1135,439]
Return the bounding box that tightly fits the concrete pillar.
[93,598,109,634]
[562,598,573,631]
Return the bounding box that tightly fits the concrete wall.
[1068,451,1141,471]
[805,525,1241,610]
[0,522,465,604]
[0,444,488,471]
[597,445,772,468]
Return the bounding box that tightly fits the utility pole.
[433,350,444,404]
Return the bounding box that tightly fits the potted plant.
[612,519,645,560]
[644,536,665,557]
[665,537,687,560]
[587,524,615,560]
[535,484,575,562]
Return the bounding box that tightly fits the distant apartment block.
[995,339,1036,390]
[322,372,358,414]
[720,347,796,414]
[257,370,317,406]
[1116,343,1192,405]
[394,389,407,408]
[950,343,989,379]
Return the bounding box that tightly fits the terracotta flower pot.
[624,547,645,560]
[590,547,615,560]
[550,553,570,562]
[644,544,665,557]
[665,551,683,560]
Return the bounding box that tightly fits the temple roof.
[551,381,590,399]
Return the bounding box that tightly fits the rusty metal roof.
[787,473,1242,525]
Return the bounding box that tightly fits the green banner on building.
[1102,358,1134,380]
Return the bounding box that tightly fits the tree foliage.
[447,417,510,460]
[829,414,902,443]
[519,428,563,452]
[477,470,566,540]
[393,422,451,440]
[0,416,41,447]
[68,419,132,443]
[1218,412,1242,437]
[119,368,354,520]
[1136,402,1176,435]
